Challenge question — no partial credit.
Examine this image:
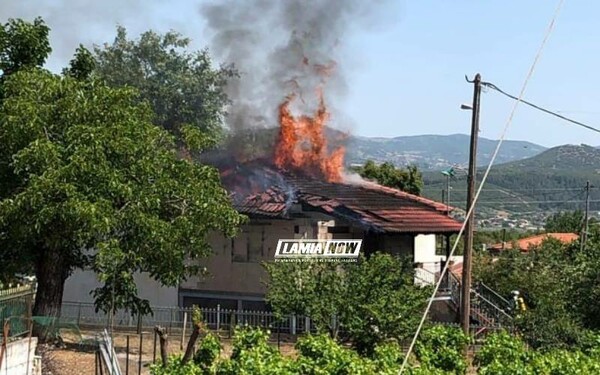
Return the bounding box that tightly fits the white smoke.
[1,0,201,73]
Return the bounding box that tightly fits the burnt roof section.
[219,162,463,234]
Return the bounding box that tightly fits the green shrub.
[294,334,377,374]
[193,332,222,371]
[150,355,203,375]
[476,331,600,375]
[215,327,294,375]
[414,325,470,374]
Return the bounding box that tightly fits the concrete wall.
[0,337,38,375]
[180,213,372,309]
[181,217,427,309]
[180,218,316,297]
[62,270,178,307]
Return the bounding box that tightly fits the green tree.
[264,253,430,355]
[473,238,588,349]
[545,210,585,233]
[358,160,424,195]
[0,65,245,324]
[0,17,51,77]
[342,253,430,355]
[93,26,236,148]
[264,262,346,338]
[63,44,95,81]
[569,227,600,330]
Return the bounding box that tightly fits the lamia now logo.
[274,239,362,262]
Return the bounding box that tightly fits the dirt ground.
[40,329,297,375]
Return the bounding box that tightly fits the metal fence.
[60,300,512,343]
[60,301,320,335]
[0,284,35,343]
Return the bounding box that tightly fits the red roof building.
[489,233,579,252]
[229,168,463,234]
[177,163,465,311]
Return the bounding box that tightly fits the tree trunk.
[181,321,204,365]
[32,248,69,342]
[154,326,169,366]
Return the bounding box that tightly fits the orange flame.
[274,88,345,182]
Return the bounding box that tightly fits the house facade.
[178,172,464,310]
[62,169,464,311]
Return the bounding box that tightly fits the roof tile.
[222,166,463,233]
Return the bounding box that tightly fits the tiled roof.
[489,233,579,252]
[221,165,463,234]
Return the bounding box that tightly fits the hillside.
[215,129,547,171]
[346,134,546,170]
[422,144,600,220]
[496,144,600,171]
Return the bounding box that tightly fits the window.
[435,235,447,256]
[232,232,249,262]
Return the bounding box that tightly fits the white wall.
[0,337,38,375]
[414,234,463,274]
[62,270,178,307]
[414,234,438,264]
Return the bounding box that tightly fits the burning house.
[178,87,463,310]
[178,157,463,310]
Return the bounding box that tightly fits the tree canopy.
[355,160,424,195]
[474,227,600,349]
[264,253,431,354]
[93,26,237,148]
[545,210,597,233]
[0,18,245,322]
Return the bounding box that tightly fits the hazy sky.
[2,0,599,147]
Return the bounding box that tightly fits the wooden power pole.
[581,180,591,252]
[461,73,482,337]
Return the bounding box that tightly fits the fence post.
[153,330,157,363]
[216,304,221,331]
[305,316,310,333]
[136,313,142,335]
[229,311,235,338]
[126,335,130,375]
[277,319,281,349]
[138,333,143,375]
[180,312,187,351]
[77,302,82,327]
[291,314,296,335]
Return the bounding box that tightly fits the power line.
[422,187,593,192]
[482,81,600,134]
[449,199,600,205]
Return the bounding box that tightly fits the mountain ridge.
[346,133,546,170]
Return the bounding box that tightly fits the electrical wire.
[449,200,599,205]
[398,1,566,372]
[422,187,595,192]
[482,82,600,134]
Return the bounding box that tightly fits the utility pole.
[442,189,447,212]
[581,180,591,252]
[446,175,451,216]
[460,73,482,338]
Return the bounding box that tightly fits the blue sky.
[3,0,599,147]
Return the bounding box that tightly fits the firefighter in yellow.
[511,291,527,314]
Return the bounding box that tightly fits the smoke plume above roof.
[200,0,394,132]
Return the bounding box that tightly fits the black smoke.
[200,0,395,133]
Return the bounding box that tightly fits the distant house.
[488,233,579,253]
